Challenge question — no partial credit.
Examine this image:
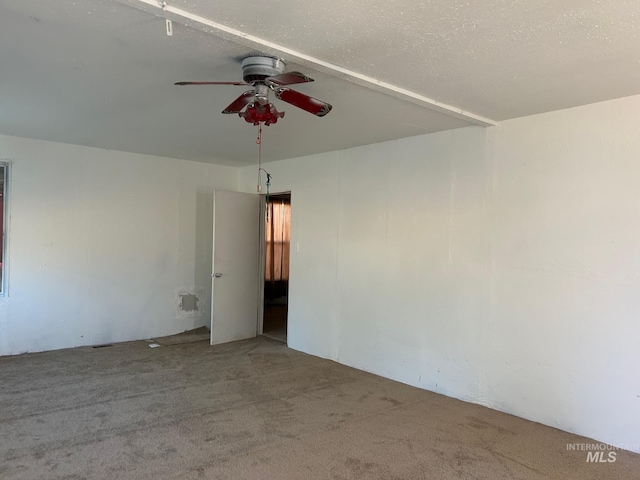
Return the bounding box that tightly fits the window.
[0,163,7,295]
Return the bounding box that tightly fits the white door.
[211,190,260,345]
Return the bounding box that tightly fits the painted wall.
[238,94,640,451]
[488,97,640,453]
[0,134,237,356]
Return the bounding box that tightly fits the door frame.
[257,195,266,335]
[257,191,292,337]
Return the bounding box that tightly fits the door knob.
[214,273,223,278]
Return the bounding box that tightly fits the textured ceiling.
[1,0,639,166]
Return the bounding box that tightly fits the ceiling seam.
[114,0,497,127]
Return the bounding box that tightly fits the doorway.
[261,193,291,343]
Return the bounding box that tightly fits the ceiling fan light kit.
[239,103,285,126]
[175,55,332,126]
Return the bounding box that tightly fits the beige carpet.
[0,336,638,479]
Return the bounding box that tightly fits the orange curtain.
[265,197,291,282]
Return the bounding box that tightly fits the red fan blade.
[274,88,332,117]
[266,71,314,86]
[174,81,248,86]
[222,91,255,114]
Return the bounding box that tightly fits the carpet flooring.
[0,336,638,479]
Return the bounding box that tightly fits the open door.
[211,190,260,345]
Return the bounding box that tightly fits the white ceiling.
[1,0,639,166]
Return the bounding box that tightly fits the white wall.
[0,134,237,356]
[488,97,640,452]
[238,94,640,451]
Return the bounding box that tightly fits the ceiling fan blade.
[222,91,255,114]
[274,88,332,117]
[175,81,248,86]
[266,71,314,86]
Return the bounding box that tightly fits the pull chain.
[256,124,272,221]
[256,124,263,193]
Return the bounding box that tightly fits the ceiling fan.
[175,55,332,125]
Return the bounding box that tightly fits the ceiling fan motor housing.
[241,56,286,84]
